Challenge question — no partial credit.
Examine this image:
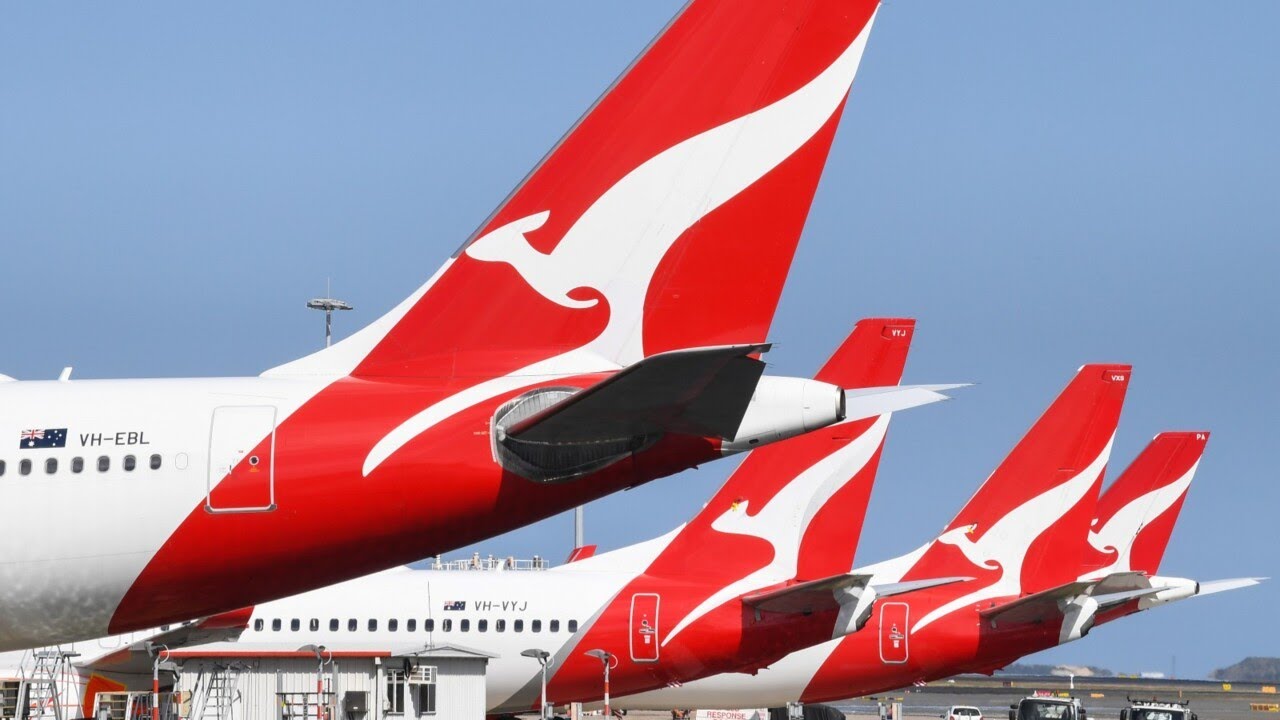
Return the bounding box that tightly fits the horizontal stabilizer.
[841,384,966,421]
[742,573,872,615]
[1196,577,1266,597]
[981,573,1167,627]
[504,344,769,444]
[77,608,253,674]
[980,581,1095,625]
[870,576,973,598]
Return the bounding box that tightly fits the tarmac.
[595,676,1280,720]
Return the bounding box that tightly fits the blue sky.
[2,2,1276,678]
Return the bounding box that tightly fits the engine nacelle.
[722,376,845,454]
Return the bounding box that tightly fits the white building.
[168,643,493,720]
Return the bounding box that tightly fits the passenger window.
[407,619,416,632]
[368,619,378,632]
[290,619,300,632]
[440,619,450,632]
[477,619,488,632]
[19,459,32,476]
[309,619,319,632]
[329,619,339,632]
[45,458,57,474]
[271,619,281,632]
[425,619,435,632]
[460,619,470,632]
[0,460,5,477]
[124,455,136,472]
[568,620,578,633]
[496,619,506,632]
[514,619,524,632]
[348,619,357,632]
[550,620,560,633]
[253,619,264,632]
[531,620,542,633]
[150,454,162,470]
[72,457,84,474]
[389,619,398,632]
[98,456,109,472]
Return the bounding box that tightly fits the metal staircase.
[18,650,77,720]
[189,665,240,720]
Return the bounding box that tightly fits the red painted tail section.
[645,317,915,581]
[1081,431,1207,577]
[319,0,881,378]
[905,365,1131,594]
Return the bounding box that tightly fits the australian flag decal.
[443,601,465,611]
[19,428,68,450]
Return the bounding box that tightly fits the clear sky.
[2,2,1276,679]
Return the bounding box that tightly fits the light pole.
[584,650,617,718]
[306,281,353,348]
[520,649,553,719]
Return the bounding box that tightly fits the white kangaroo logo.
[911,436,1115,633]
[1082,460,1197,578]
[662,415,890,645]
[361,20,877,476]
[465,22,873,366]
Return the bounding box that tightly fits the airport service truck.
[1121,699,1197,720]
[1009,692,1089,720]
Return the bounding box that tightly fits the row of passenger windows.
[0,454,163,477]
[254,617,580,634]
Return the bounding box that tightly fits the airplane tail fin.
[905,365,1131,595]
[646,317,916,581]
[267,0,881,379]
[1081,431,1207,577]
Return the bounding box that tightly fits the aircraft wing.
[504,344,770,443]
[0,373,13,382]
[76,608,254,675]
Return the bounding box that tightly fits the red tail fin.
[645,317,914,581]
[269,1,881,378]
[906,365,1131,595]
[1081,431,1207,577]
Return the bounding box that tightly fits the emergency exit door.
[207,405,277,513]
[630,593,660,662]
[879,602,909,664]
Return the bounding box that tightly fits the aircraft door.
[207,405,277,513]
[878,602,909,664]
[629,593,660,663]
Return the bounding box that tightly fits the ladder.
[18,650,77,720]
[189,666,239,720]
